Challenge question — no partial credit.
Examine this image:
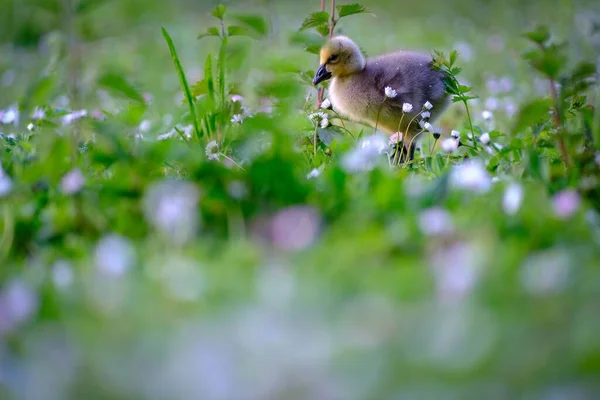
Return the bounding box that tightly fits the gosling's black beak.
[312,64,332,86]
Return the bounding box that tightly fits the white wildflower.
[27,123,35,131]
[309,112,327,124]
[157,130,176,141]
[321,119,329,129]
[231,114,244,124]
[240,105,253,117]
[502,182,523,215]
[423,122,434,132]
[450,159,492,193]
[231,94,244,102]
[423,101,433,110]
[61,109,87,126]
[60,168,85,195]
[389,132,403,146]
[342,133,388,173]
[451,130,460,139]
[139,119,152,133]
[482,110,493,121]
[1,106,19,125]
[402,103,413,113]
[306,167,322,179]
[31,107,45,120]
[384,86,397,98]
[441,138,458,153]
[480,132,490,144]
[421,111,431,119]
[205,140,220,161]
[320,98,331,109]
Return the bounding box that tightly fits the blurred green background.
[1,1,600,400]
[1,0,599,113]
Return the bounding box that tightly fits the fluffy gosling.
[313,35,450,161]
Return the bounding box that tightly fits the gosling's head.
[313,36,366,85]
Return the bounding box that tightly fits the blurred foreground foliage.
[1,1,600,399]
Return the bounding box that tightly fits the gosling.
[313,35,450,161]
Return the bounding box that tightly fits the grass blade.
[161,27,202,139]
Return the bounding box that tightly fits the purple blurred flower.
[552,190,580,219]
[60,168,85,194]
[94,234,136,277]
[0,279,38,335]
[269,205,322,251]
[418,207,454,237]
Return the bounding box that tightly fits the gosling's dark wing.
[367,51,448,113]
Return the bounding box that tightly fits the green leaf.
[161,27,202,139]
[298,70,315,86]
[227,26,251,37]
[204,54,215,105]
[218,35,228,108]
[511,99,552,135]
[290,31,326,54]
[299,12,329,31]
[119,102,147,126]
[336,3,371,18]
[526,148,549,182]
[197,26,220,40]
[315,24,330,37]
[523,25,550,45]
[97,72,144,103]
[449,49,458,66]
[211,4,227,20]
[232,14,268,36]
[75,0,110,14]
[190,79,207,98]
[522,43,567,78]
[20,75,56,111]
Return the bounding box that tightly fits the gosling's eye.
[328,54,339,63]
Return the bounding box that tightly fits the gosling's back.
[329,50,449,135]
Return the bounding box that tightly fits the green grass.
[1,0,600,399]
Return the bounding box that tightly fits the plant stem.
[548,78,571,168]
[65,0,81,163]
[313,123,319,166]
[373,99,386,133]
[329,0,336,37]
[431,137,439,154]
[463,99,475,142]
[221,154,246,171]
[403,129,427,167]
